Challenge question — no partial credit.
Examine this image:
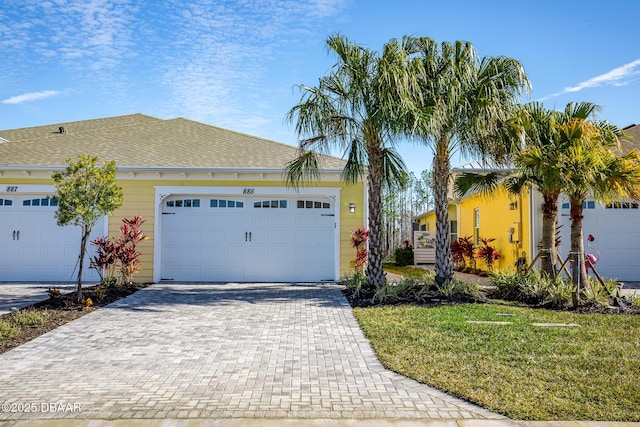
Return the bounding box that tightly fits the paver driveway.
[0,282,502,421]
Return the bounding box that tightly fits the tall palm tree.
[403,37,530,285]
[555,107,640,293]
[513,102,568,276]
[284,34,414,288]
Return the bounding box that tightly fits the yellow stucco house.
[416,123,640,280]
[0,114,365,283]
[415,161,533,273]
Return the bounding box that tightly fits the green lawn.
[353,303,640,421]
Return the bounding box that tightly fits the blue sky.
[2,0,639,176]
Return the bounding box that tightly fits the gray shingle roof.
[621,123,640,154]
[0,114,347,170]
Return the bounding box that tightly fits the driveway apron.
[0,283,502,421]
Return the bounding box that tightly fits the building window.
[450,220,458,243]
[0,198,13,206]
[474,209,480,246]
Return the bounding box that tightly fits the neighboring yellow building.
[416,162,533,273]
[0,114,365,283]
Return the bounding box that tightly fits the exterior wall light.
[349,203,356,213]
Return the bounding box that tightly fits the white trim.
[0,183,57,194]
[153,185,342,282]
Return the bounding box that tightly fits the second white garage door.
[160,195,336,282]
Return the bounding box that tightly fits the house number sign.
[5,186,18,192]
[242,188,255,194]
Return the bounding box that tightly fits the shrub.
[394,247,414,266]
[0,321,19,340]
[350,228,369,273]
[91,216,148,285]
[545,277,573,308]
[450,236,475,269]
[477,237,500,271]
[489,270,573,307]
[10,310,49,327]
[373,277,432,303]
[342,272,367,298]
[435,279,480,300]
[582,277,619,307]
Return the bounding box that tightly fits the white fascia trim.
[152,185,342,283]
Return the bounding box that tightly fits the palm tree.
[555,107,640,295]
[284,34,414,288]
[513,102,568,276]
[403,37,530,285]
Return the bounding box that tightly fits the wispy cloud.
[157,0,350,133]
[539,58,640,101]
[2,90,60,104]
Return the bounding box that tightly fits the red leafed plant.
[450,236,475,269]
[350,228,369,273]
[91,216,148,285]
[477,237,500,271]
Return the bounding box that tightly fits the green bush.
[10,310,49,327]
[489,270,573,307]
[341,272,367,298]
[0,321,19,340]
[374,277,432,303]
[394,248,414,266]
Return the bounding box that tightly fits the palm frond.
[454,171,506,198]
[284,151,321,189]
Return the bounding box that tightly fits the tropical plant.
[52,154,123,299]
[401,37,530,286]
[350,228,370,273]
[552,105,640,293]
[285,34,416,288]
[450,236,475,269]
[477,237,500,271]
[91,216,148,285]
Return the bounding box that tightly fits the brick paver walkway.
[0,283,502,421]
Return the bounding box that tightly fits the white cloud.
[1,90,60,104]
[539,58,640,101]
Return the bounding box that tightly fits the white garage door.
[558,200,640,281]
[160,195,335,282]
[0,194,104,282]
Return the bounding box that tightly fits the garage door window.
[297,200,330,209]
[166,198,201,208]
[0,198,12,206]
[210,199,244,208]
[254,200,287,208]
[22,197,57,207]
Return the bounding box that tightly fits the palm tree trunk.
[433,148,452,285]
[540,193,559,277]
[366,165,386,288]
[569,198,588,306]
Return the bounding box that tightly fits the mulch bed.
[0,282,151,355]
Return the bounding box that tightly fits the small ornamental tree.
[53,154,123,299]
